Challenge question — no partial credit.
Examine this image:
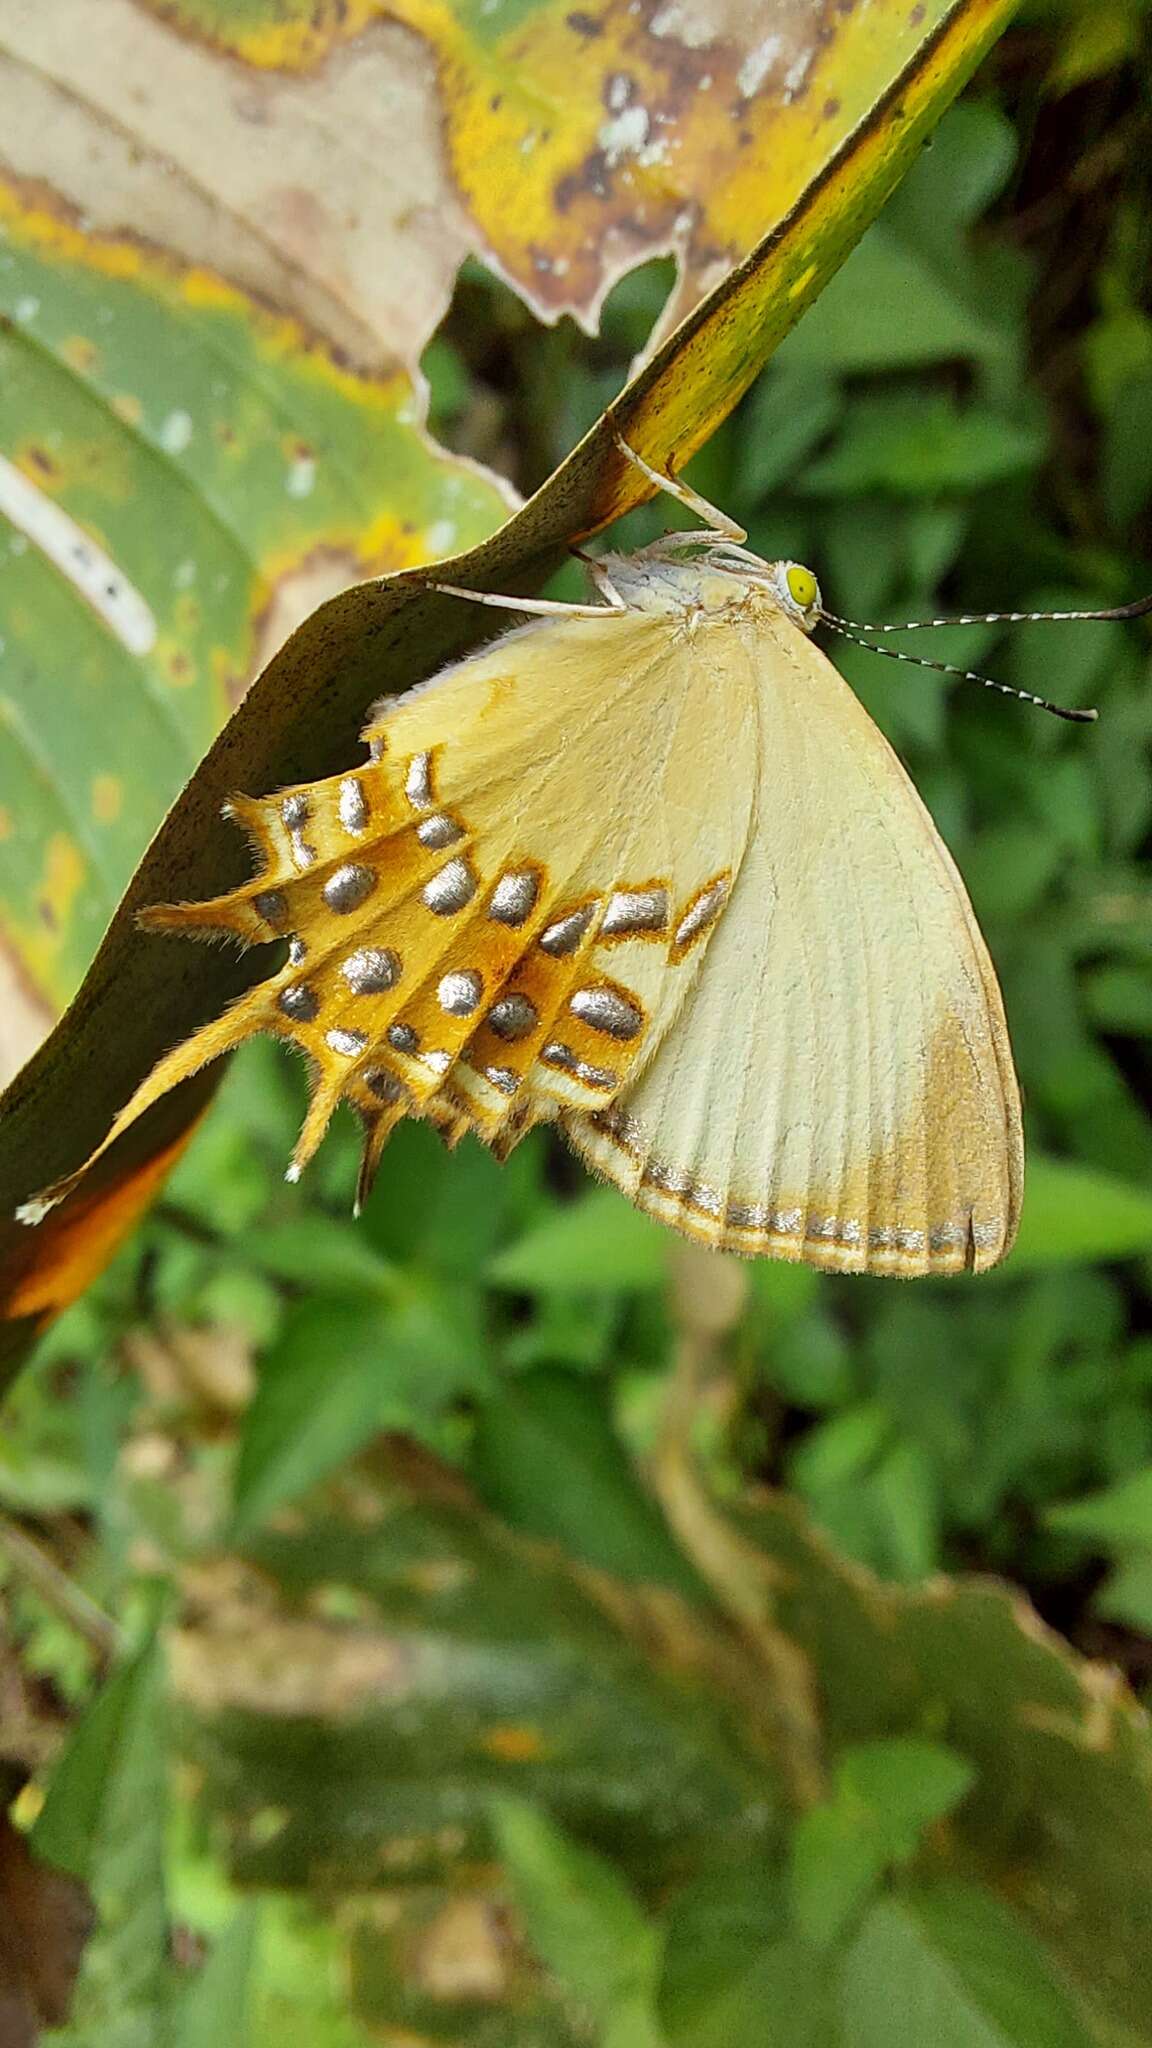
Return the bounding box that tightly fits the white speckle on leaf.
[738,34,782,98]
[174,559,198,589]
[598,104,650,166]
[159,409,193,454]
[649,0,713,46]
[783,48,814,101]
[286,454,316,498]
[0,454,156,654]
[424,519,457,556]
[14,296,39,322]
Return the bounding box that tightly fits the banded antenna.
[817,590,1152,725]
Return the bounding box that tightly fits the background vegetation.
[3,1,1152,2042]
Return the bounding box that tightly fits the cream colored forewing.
[566,596,1023,1276]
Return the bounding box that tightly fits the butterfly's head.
[765,560,824,633]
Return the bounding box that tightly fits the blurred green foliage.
[3,4,1152,2043]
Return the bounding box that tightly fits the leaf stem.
[650,1245,827,1812]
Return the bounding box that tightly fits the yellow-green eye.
[786,563,819,611]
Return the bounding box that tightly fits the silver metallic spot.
[388,1022,420,1054]
[282,792,317,870]
[971,1219,1001,1251]
[368,734,386,761]
[640,1159,722,1215]
[489,870,539,927]
[416,812,464,850]
[278,982,319,1022]
[575,1059,618,1090]
[807,1215,839,1241]
[326,1027,367,1057]
[488,992,538,1041]
[438,968,483,1016]
[405,751,433,809]
[769,1208,803,1236]
[423,856,477,915]
[342,946,400,995]
[601,888,668,938]
[422,1049,452,1075]
[674,877,730,952]
[872,1225,930,1254]
[322,862,377,913]
[339,776,370,833]
[726,1201,767,1231]
[288,936,308,966]
[364,1067,404,1104]
[484,1066,520,1096]
[569,986,642,1040]
[541,1041,617,1090]
[253,889,288,929]
[539,902,596,956]
[928,1223,965,1252]
[643,1158,693,1196]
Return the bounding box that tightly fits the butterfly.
[23,441,1145,1275]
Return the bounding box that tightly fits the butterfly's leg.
[570,546,628,607]
[613,432,747,543]
[430,582,626,619]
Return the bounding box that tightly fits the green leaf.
[0,193,507,1018]
[472,1370,702,1598]
[244,1217,401,1299]
[1102,369,1152,528]
[172,1907,259,2048]
[1005,1157,1152,1271]
[233,1289,488,1528]
[799,396,1042,497]
[840,1884,1096,2048]
[790,1740,975,1946]
[491,1798,659,2024]
[780,224,1002,376]
[1095,1555,1152,1635]
[661,1900,841,2048]
[791,1801,887,1947]
[1046,1467,1152,1550]
[488,1189,669,1293]
[657,1855,788,2048]
[33,1631,172,2047]
[744,365,842,495]
[838,1740,975,1858]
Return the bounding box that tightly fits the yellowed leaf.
[128,0,1014,340]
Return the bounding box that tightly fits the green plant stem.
[0,1510,123,1664]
